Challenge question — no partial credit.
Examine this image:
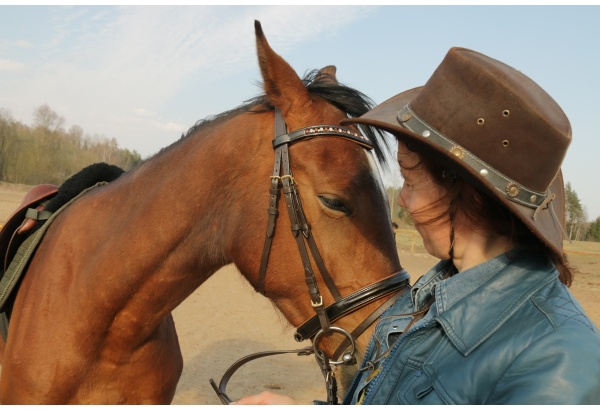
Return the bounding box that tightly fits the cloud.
[128,107,186,135]
[34,6,370,94]
[160,121,186,133]
[14,39,33,48]
[0,58,26,72]
[1,6,372,157]
[132,108,157,118]
[0,39,33,50]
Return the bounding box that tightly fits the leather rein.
[209,109,409,404]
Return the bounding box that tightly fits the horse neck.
[74,112,271,316]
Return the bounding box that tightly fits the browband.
[273,125,373,150]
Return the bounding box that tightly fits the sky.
[1,4,599,219]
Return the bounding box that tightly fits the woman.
[236,47,600,405]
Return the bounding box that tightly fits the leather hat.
[342,47,570,258]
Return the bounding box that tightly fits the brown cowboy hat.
[342,47,571,259]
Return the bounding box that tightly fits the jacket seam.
[531,296,557,330]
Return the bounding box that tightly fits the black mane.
[182,70,391,166]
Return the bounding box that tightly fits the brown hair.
[402,144,573,286]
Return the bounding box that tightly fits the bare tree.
[565,182,584,241]
[33,104,65,132]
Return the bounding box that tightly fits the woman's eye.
[318,196,351,215]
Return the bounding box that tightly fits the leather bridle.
[209,109,410,404]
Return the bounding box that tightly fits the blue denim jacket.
[343,249,600,404]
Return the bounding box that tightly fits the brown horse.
[0,21,402,404]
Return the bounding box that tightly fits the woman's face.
[397,142,452,260]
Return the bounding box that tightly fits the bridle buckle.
[311,295,323,308]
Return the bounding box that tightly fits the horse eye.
[318,196,351,215]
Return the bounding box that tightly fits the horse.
[0,21,404,404]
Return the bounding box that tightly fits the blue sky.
[1,5,599,219]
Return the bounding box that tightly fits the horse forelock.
[302,69,392,167]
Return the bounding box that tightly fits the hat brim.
[342,88,565,258]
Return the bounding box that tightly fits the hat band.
[397,105,547,209]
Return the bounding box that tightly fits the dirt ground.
[1,183,598,404]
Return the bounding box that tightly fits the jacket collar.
[414,248,557,356]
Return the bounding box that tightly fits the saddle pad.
[0,182,108,341]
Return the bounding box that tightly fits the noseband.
[210,109,409,404]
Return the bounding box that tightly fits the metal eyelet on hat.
[400,112,413,122]
[477,118,485,125]
[450,146,465,159]
[502,110,510,117]
[502,140,510,147]
[506,182,520,198]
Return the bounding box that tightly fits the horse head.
[228,21,405,369]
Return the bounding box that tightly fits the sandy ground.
[1,183,598,404]
[169,253,438,405]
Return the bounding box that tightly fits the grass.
[564,240,600,255]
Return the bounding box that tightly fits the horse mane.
[181,70,391,166]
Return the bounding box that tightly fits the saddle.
[0,184,59,272]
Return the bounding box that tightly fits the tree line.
[0,104,142,186]
[3,104,598,242]
[386,181,600,243]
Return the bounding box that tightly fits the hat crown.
[411,47,571,193]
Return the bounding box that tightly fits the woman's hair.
[402,143,574,286]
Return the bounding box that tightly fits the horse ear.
[315,65,339,85]
[254,20,310,114]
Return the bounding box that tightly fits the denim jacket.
[343,249,600,405]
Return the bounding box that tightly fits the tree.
[585,217,600,242]
[565,182,584,241]
[0,109,17,180]
[33,104,65,132]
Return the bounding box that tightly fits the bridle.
[209,109,410,404]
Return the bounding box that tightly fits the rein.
[209,109,409,404]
